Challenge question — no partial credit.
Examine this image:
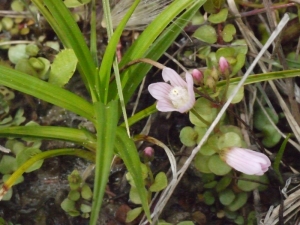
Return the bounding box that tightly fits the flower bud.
[191,69,203,86]
[220,147,271,175]
[142,147,154,162]
[219,56,230,77]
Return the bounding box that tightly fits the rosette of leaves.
[0,138,43,200]
[199,171,268,223]
[61,170,93,218]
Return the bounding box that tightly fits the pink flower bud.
[191,69,203,86]
[143,147,154,157]
[142,147,154,162]
[220,147,271,175]
[219,56,230,75]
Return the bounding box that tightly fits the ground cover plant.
[0,0,300,224]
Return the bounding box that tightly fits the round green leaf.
[0,155,17,174]
[227,192,248,211]
[203,191,215,205]
[49,49,78,87]
[61,198,76,212]
[193,25,217,44]
[180,126,198,147]
[234,215,244,225]
[68,190,80,201]
[203,180,217,189]
[216,176,232,192]
[225,84,244,104]
[189,98,217,127]
[237,174,261,192]
[208,155,232,175]
[194,153,212,173]
[208,8,228,24]
[16,148,43,173]
[254,107,278,130]
[8,44,29,64]
[81,183,93,200]
[222,24,236,42]
[197,46,211,59]
[230,53,246,76]
[80,203,92,213]
[231,39,248,55]
[199,142,217,156]
[218,132,242,150]
[219,189,235,206]
[126,207,143,223]
[129,186,142,204]
[149,172,168,192]
[15,59,38,77]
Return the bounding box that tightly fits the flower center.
[169,86,189,108]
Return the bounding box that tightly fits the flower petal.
[148,83,172,101]
[156,99,176,112]
[162,68,187,87]
[177,72,195,113]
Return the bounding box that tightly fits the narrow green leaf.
[90,100,118,225]
[49,49,78,87]
[99,0,140,103]
[115,128,151,221]
[0,126,96,151]
[0,65,95,123]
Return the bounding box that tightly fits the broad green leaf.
[16,148,44,172]
[208,8,228,24]
[193,25,217,44]
[129,186,142,204]
[149,172,168,192]
[0,155,17,174]
[237,174,260,192]
[126,207,143,223]
[219,189,235,205]
[208,154,232,175]
[227,192,248,211]
[222,24,236,42]
[49,49,78,87]
[8,44,28,64]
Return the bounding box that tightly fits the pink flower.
[221,147,271,175]
[148,68,195,113]
[219,56,229,75]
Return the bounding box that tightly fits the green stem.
[190,107,211,126]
